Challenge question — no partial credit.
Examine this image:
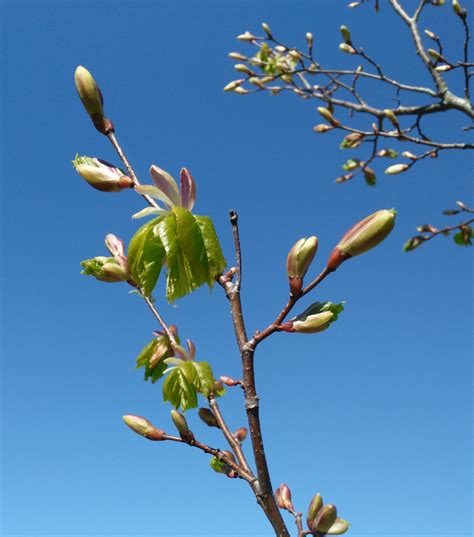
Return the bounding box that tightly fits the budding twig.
[142,294,178,345]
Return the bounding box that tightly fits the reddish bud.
[198,408,219,428]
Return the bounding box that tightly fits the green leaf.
[128,217,166,296]
[136,335,175,383]
[155,208,227,302]
[453,226,473,246]
[194,215,227,285]
[210,456,226,473]
[162,358,221,411]
[163,367,198,411]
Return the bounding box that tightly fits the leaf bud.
[348,1,361,7]
[229,52,248,61]
[384,163,409,175]
[402,151,417,160]
[340,132,363,149]
[280,302,344,334]
[233,427,248,442]
[286,236,318,295]
[306,493,323,529]
[340,25,352,44]
[452,0,467,18]
[317,107,340,127]
[122,415,166,441]
[234,63,255,75]
[220,376,241,387]
[248,77,266,88]
[427,48,443,62]
[403,235,426,252]
[435,64,453,72]
[311,504,338,533]
[281,74,293,84]
[224,79,245,92]
[363,167,376,186]
[237,31,257,42]
[170,409,194,443]
[198,408,219,428]
[234,86,249,95]
[339,43,356,54]
[81,256,129,283]
[72,155,133,192]
[74,66,114,135]
[274,487,284,509]
[384,109,400,129]
[313,124,334,133]
[289,50,302,61]
[278,483,294,511]
[327,518,350,535]
[327,209,396,270]
[306,32,314,49]
[261,22,273,38]
[424,29,439,40]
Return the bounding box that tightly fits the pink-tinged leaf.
[186,339,196,360]
[180,167,196,211]
[132,207,166,219]
[135,185,174,209]
[171,342,190,361]
[150,165,180,206]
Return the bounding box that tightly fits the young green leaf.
[136,334,176,383]
[162,367,198,411]
[128,216,166,296]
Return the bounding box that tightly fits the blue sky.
[0,1,472,536]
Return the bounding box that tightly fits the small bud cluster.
[306,492,350,535]
[81,234,130,283]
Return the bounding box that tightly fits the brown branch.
[142,294,178,345]
[208,396,253,475]
[222,210,290,537]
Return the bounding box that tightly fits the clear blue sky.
[1,1,472,536]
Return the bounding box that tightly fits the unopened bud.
[427,48,443,62]
[224,79,245,92]
[424,29,439,40]
[348,1,361,7]
[312,504,338,533]
[248,77,266,88]
[384,109,400,128]
[385,163,409,175]
[377,148,398,158]
[262,22,272,38]
[402,151,417,160]
[72,155,133,192]
[220,376,241,387]
[234,64,254,75]
[280,301,343,334]
[122,415,166,441]
[340,25,352,44]
[229,52,248,61]
[233,427,248,442]
[278,483,294,511]
[403,235,426,252]
[275,487,284,509]
[81,256,129,283]
[363,167,376,186]
[452,0,467,18]
[339,43,356,54]
[286,236,318,295]
[317,107,340,127]
[313,124,334,133]
[237,31,257,42]
[234,86,249,95]
[221,450,237,465]
[435,64,453,72]
[340,132,364,149]
[281,74,293,84]
[306,32,314,49]
[74,66,114,135]
[327,209,396,270]
[170,409,194,443]
[198,408,219,428]
[306,493,324,529]
[327,518,350,535]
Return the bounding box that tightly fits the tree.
[73,65,397,537]
[225,0,473,251]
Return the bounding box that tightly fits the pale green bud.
[170,410,194,442]
[452,0,467,18]
[384,109,400,128]
[435,64,453,72]
[339,43,356,54]
[327,518,350,535]
[262,22,272,38]
[340,25,352,44]
[363,167,376,186]
[74,66,114,134]
[122,415,166,441]
[317,107,340,127]
[327,209,396,270]
[281,302,344,334]
[81,256,129,283]
[384,163,409,175]
[424,29,439,40]
[237,31,257,42]
[312,504,338,533]
[234,63,254,75]
[428,48,443,62]
[313,124,334,133]
[234,86,249,95]
[72,155,133,192]
[228,52,248,61]
[306,493,323,529]
[286,236,318,295]
[224,79,245,92]
[306,32,314,49]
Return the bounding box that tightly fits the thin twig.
[142,295,178,345]
[230,210,243,292]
